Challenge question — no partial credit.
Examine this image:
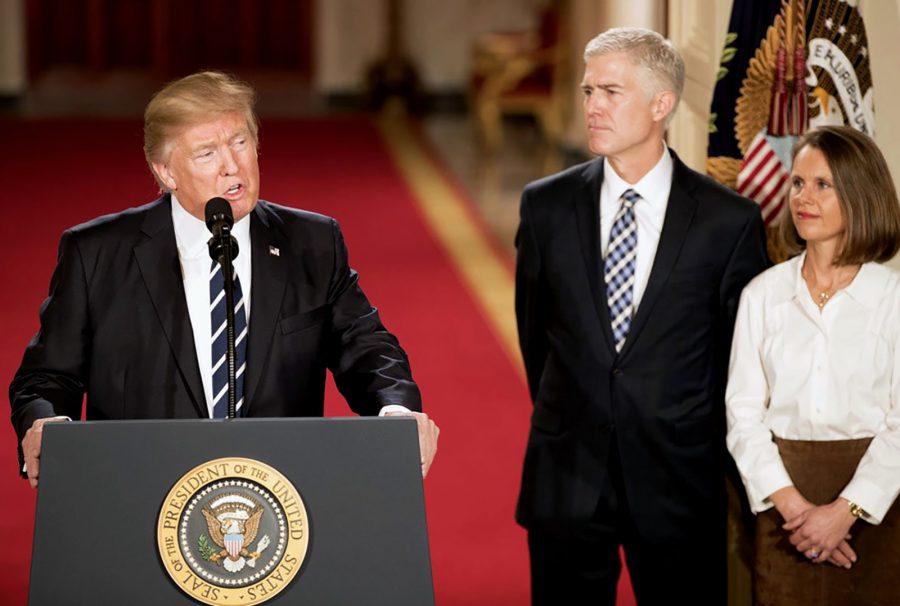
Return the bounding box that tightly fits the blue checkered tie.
[605,189,639,352]
[210,261,247,418]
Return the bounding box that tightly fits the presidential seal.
[158,457,309,605]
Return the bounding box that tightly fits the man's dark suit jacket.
[10,195,421,469]
[515,151,768,543]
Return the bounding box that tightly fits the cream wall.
[666,1,731,172]
[314,0,384,93]
[314,0,543,94]
[863,0,900,268]
[0,0,26,96]
[668,0,900,269]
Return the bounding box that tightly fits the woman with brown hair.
[726,124,900,605]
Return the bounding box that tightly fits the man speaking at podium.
[9,71,438,487]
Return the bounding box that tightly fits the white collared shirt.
[170,196,407,419]
[171,195,252,417]
[726,253,900,523]
[600,147,673,310]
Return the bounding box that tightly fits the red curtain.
[26,0,313,81]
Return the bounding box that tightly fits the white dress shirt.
[171,196,408,419]
[726,252,900,523]
[172,196,252,417]
[600,147,673,310]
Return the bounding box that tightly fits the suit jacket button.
[611,368,622,376]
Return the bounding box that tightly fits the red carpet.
[0,117,635,605]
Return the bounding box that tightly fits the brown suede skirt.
[754,437,900,606]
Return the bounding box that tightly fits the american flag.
[736,132,790,223]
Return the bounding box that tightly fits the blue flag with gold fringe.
[707,0,874,226]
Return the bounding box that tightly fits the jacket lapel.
[619,153,699,358]
[243,201,288,413]
[133,195,206,417]
[575,159,617,353]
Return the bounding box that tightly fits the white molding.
[666,0,733,172]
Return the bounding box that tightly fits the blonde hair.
[143,71,258,188]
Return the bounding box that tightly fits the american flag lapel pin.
[269,245,280,257]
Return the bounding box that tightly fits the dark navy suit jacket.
[10,195,421,469]
[515,151,768,542]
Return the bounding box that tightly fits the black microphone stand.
[209,226,239,420]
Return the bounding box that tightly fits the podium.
[29,417,435,605]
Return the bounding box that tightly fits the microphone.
[205,196,233,236]
[205,197,239,263]
[204,197,240,420]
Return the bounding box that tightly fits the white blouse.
[726,253,900,523]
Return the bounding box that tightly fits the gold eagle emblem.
[199,493,270,573]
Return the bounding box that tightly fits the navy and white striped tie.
[210,261,248,418]
[604,189,639,353]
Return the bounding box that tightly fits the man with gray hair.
[515,27,767,603]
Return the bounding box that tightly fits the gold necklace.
[802,261,860,310]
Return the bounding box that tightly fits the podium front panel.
[30,417,434,606]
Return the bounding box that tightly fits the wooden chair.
[470,2,567,150]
